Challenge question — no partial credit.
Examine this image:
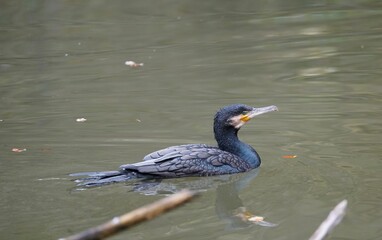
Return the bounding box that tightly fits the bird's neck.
[215,129,261,168]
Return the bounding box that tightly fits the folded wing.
[119,144,251,177]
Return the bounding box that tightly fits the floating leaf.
[12,148,27,153]
[125,60,144,68]
[248,216,264,222]
[76,118,87,122]
[234,208,278,227]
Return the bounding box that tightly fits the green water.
[1,1,381,240]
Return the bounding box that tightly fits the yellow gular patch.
[240,114,251,122]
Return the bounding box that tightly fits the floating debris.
[125,60,144,68]
[12,148,27,153]
[248,216,265,222]
[282,155,297,159]
[136,119,142,123]
[234,207,278,227]
[76,118,87,122]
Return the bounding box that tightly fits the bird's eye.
[242,111,249,115]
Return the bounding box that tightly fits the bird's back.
[120,144,252,177]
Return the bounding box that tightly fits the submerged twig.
[309,199,348,240]
[59,189,197,240]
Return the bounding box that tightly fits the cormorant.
[71,104,278,186]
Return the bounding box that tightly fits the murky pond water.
[1,1,381,240]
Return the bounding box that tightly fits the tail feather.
[70,170,138,187]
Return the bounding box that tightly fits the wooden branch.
[59,189,197,240]
[309,199,348,240]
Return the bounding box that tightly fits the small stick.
[309,199,348,240]
[60,189,197,240]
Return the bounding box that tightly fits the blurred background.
[0,1,381,239]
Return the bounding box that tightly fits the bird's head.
[214,104,278,131]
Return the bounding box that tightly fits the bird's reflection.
[128,168,259,195]
[124,169,273,229]
[215,171,258,229]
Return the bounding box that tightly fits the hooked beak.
[240,105,278,122]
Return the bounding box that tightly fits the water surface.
[1,1,381,240]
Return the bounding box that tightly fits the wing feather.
[120,144,250,177]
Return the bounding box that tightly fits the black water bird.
[71,104,278,186]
